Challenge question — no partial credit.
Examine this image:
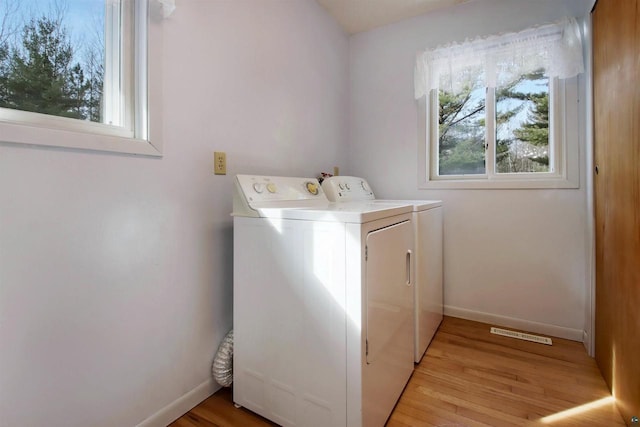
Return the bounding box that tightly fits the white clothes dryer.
[322,176,443,363]
[232,175,415,427]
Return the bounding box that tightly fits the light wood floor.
[170,316,624,426]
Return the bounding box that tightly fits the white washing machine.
[232,175,416,427]
[322,176,443,363]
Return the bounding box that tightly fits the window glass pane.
[438,73,486,176]
[495,70,550,173]
[0,0,105,122]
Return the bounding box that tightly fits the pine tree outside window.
[437,69,552,177]
[415,18,584,189]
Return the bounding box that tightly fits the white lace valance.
[414,17,584,98]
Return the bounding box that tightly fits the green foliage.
[439,137,486,175]
[0,13,102,122]
[513,94,548,147]
[495,70,550,173]
[438,86,486,175]
[0,42,9,104]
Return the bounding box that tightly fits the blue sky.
[2,0,104,45]
[22,0,104,40]
[1,0,105,63]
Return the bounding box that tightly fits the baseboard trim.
[444,305,584,342]
[136,378,220,427]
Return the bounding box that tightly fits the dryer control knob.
[253,183,264,193]
[266,183,277,193]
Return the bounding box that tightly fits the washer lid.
[256,201,413,223]
[370,199,443,211]
[233,175,413,222]
[322,176,442,210]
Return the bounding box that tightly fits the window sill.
[0,119,162,157]
[419,176,579,190]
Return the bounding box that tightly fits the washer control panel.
[321,176,375,202]
[235,175,325,203]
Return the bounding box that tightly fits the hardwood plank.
[168,388,277,427]
[170,413,218,427]
[393,394,492,427]
[424,338,604,389]
[171,317,624,426]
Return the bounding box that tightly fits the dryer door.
[364,219,414,427]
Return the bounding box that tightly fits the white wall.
[348,0,592,339]
[0,1,348,426]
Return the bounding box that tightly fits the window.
[435,69,557,178]
[415,18,584,189]
[0,0,164,156]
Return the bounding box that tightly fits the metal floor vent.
[490,327,553,345]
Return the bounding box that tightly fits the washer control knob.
[266,183,277,193]
[345,183,351,190]
[253,183,264,193]
[338,183,344,190]
[305,182,319,195]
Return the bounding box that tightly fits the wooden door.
[593,0,640,424]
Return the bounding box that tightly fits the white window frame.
[418,76,580,190]
[0,0,160,157]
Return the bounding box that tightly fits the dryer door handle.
[406,250,412,286]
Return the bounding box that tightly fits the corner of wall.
[582,330,592,356]
[136,379,219,427]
